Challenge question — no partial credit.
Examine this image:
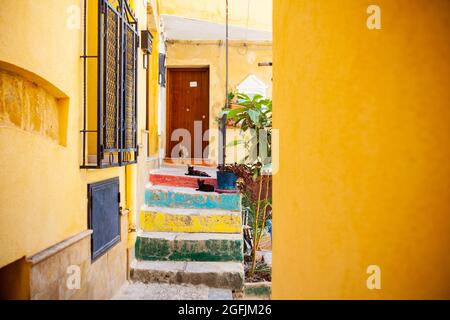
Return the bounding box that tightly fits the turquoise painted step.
[144,185,241,211]
[135,232,244,262]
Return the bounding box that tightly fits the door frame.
[165,66,210,161]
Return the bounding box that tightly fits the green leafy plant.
[221,93,273,278]
[237,175,272,278]
[223,93,272,130]
[221,93,272,165]
[249,174,271,277]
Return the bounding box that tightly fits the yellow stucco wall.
[166,41,272,163]
[159,0,272,31]
[147,31,160,157]
[273,0,450,299]
[0,0,152,270]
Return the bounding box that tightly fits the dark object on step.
[196,180,215,192]
[185,165,211,177]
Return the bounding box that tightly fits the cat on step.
[196,180,215,192]
[185,165,211,177]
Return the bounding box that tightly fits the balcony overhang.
[161,14,272,42]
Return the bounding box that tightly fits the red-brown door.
[166,68,210,159]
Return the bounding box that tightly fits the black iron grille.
[80,0,139,168]
[104,5,119,151]
[124,24,136,150]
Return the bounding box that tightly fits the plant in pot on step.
[216,164,238,192]
[215,91,241,193]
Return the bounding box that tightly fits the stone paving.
[112,282,233,300]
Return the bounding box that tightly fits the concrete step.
[130,260,244,291]
[135,232,244,262]
[144,185,241,211]
[140,206,242,234]
[113,281,234,300]
[150,168,217,189]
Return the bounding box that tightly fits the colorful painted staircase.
[131,167,244,291]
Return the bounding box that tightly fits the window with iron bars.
[80,0,139,169]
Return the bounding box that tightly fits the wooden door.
[166,68,210,159]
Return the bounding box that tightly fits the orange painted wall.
[272,0,450,299]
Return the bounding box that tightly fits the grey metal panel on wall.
[88,177,121,261]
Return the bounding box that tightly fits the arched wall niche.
[0,61,69,146]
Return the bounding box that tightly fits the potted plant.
[216,164,238,191]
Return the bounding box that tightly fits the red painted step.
[150,173,218,189]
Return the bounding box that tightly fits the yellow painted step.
[140,207,242,234]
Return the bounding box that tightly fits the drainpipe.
[226,0,229,105]
[220,0,229,167]
[125,164,137,249]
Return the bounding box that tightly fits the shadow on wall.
[0,257,30,300]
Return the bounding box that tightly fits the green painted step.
[135,232,244,262]
[144,185,241,211]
